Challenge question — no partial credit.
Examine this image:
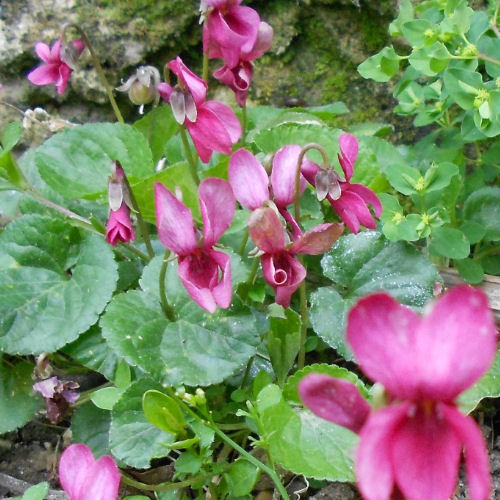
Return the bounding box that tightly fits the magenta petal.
[391,405,462,500]
[262,252,306,308]
[338,133,358,181]
[72,39,85,56]
[441,405,492,500]
[356,404,410,500]
[248,206,285,253]
[203,100,241,144]
[106,203,135,246]
[290,222,344,255]
[298,373,370,434]
[347,293,421,399]
[178,253,218,313]
[154,183,197,256]
[59,444,96,500]
[51,38,62,60]
[329,189,376,233]
[158,82,173,102]
[228,149,269,209]
[199,177,235,248]
[207,249,233,309]
[56,63,72,94]
[35,42,51,62]
[27,64,60,85]
[300,158,319,185]
[79,455,120,500]
[244,21,273,60]
[168,57,207,106]
[271,145,307,208]
[346,183,382,217]
[414,285,497,402]
[33,377,59,398]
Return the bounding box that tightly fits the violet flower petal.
[59,444,96,500]
[154,183,197,256]
[338,133,358,182]
[199,177,235,248]
[228,149,269,210]
[298,373,370,434]
[248,206,285,254]
[27,64,60,86]
[290,222,343,255]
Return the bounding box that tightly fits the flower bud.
[117,66,161,105]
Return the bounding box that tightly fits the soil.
[2,400,500,499]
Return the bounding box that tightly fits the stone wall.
[0,0,401,132]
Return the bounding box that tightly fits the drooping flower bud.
[116,65,161,106]
[315,167,342,201]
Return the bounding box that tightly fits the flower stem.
[122,175,155,259]
[238,229,249,256]
[297,257,308,371]
[241,103,247,144]
[203,51,210,83]
[62,24,124,123]
[478,52,500,66]
[159,250,176,321]
[179,126,200,184]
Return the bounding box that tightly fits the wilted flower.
[116,65,161,106]
[299,285,497,500]
[158,57,241,163]
[155,178,235,313]
[59,443,120,500]
[105,164,135,246]
[27,38,84,94]
[33,376,79,424]
[301,133,382,233]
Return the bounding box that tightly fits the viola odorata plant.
[299,285,498,500]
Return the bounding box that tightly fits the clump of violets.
[301,133,382,233]
[33,376,79,424]
[27,37,85,94]
[155,177,235,313]
[299,285,497,500]
[105,163,135,246]
[202,0,273,106]
[229,145,343,307]
[158,57,241,163]
[59,443,120,500]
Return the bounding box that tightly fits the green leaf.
[0,361,42,433]
[142,390,187,435]
[459,221,486,245]
[389,0,414,36]
[358,46,400,82]
[464,187,500,241]
[384,162,421,195]
[311,232,440,357]
[283,363,369,404]
[101,257,259,387]
[459,351,500,412]
[402,19,436,47]
[133,161,199,224]
[428,226,470,259]
[443,69,483,110]
[21,482,49,500]
[257,384,356,481]
[134,105,178,164]
[63,325,119,380]
[424,161,459,192]
[266,306,301,385]
[1,122,23,152]
[477,37,500,78]
[223,460,260,497]
[455,258,484,284]
[35,123,154,199]
[91,387,124,410]
[110,379,174,468]
[409,43,450,76]
[72,402,112,458]
[0,216,118,354]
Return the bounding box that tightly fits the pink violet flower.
[59,443,120,500]
[248,206,343,307]
[158,57,241,163]
[27,38,84,94]
[105,166,135,246]
[301,133,382,233]
[155,177,235,313]
[299,285,497,500]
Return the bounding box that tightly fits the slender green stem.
[179,126,200,184]
[203,51,209,83]
[238,229,249,256]
[211,426,290,500]
[241,104,247,144]
[493,2,500,38]
[122,176,155,258]
[121,243,150,261]
[246,258,260,287]
[478,52,500,66]
[62,24,124,123]
[121,469,226,492]
[474,243,500,260]
[72,382,113,407]
[240,356,254,388]
[159,251,176,321]
[297,257,308,371]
